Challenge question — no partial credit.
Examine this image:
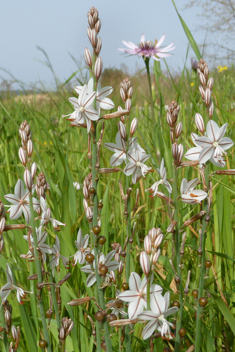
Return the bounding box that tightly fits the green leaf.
[171,0,201,60]
[207,250,235,263]
[211,293,235,336]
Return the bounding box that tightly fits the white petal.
[86,273,96,287]
[99,97,114,110]
[150,292,165,315]
[164,291,170,310]
[217,123,228,141]
[9,204,22,220]
[195,136,212,149]
[155,34,165,48]
[128,298,145,319]
[81,265,92,273]
[218,137,234,151]
[206,120,219,141]
[185,147,201,161]
[76,229,83,247]
[164,306,178,318]
[129,272,141,291]
[199,146,214,164]
[140,34,145,43]
[118,290,139,303]
[142,320,158,340]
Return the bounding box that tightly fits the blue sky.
[0,0,206,89]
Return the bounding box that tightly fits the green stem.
[172,163,183,352]
[0,307,9,351]
[144,58,155,126]
[49,273,61,330]
[147,277,151,352]
[29,195,51,352]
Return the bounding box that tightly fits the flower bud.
[118,261,123,275]
[87,27,92,43]
[27,139,33,157]
[177,144,184,164]
[209,101,214,118]
[90,28,97,48]
[139,251,150,276]
[154,233,163,248]
[204,65,209,79]
[110,270,117,282]
[199,85,205,100]
[166,112,174,127]
[67,321,74,334]
[172,143,179,161]
[83,185,89,199]
[125,98,131,112]
[120,87,126,102]
[0,217,6,235]
[183,211,206,227]
[59,326,65,341]
[11,325,18,341]
[144,235,151,254]
[199,73,206,87]
[94,57,103,80]
[195,113,205,134]
[96,37,102,55]
[5,310,11,327]
[152,248,161,264]
[24,169,33,190]
[84,48,92,67]
[128,86,133,99]
[118,121,126,140]
[175,121,182,138]
[83,199,88,211]
[95,19,101,33]
[204,88,211,107]
[0,235,4,253]
[86,207,93,222]
[130,117,138,136]
[21,130,28,145]
[148,228,157,242]
[88,13,94,28]
[31,162,37,180]
[207,77,214,91]
[18,147,27,166]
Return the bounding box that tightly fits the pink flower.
[119,34,175,61]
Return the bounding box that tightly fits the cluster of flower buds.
[197,59,214,117]
[0,199,6,252]
[19,121,37,191]
[3,301,12,333]
[85,7,102,79]
[10,325,21,351]
[140,227,163,276]
[166,101,184,165]
[120,78,133,113]
[83,173,94,223]
[36,172,48,200]
[58,317,74,343]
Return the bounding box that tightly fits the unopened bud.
[148,228,157,242]
[118,261,123,275]
[139,251,150,276]
[59,326,65,340]
[24,169,33,190]
[83,185,89,199]
[95,19,101,33]
[96,37,102,55]
[11,326,18,341]
[199,85,205,100]
[88,13,94,28]
[86,207,93,222]
[0,235,4,253]
[183,211,206,227]
[130,117,138,136]
[21,131,28,145]
[175,121,182,138]
[154,233,163,248]
[84,48,92,67]
[144,235,151,254]
[83,199,88,211]
[94,57,103,80]
[172,143,179,161]
[209,101,214,118]
[166,112,174,127]
[0,218,6,235]
[207,77,214,91]
[90,28,97,48]
[177,144,184,164]
[28,274,38,280]
[195,113,205,134]
[120,87,126,102]
[118,121,126,140]
[167,221,176,233]
[199,73,206,87]
[98,167,122,174]
[128,86,133,99]
[204,88,211,107]
[204,65,209,79]
[31,162,37,180]
[125,98,131,112]
[152,248,161,264]
[19,147,27,166]
[27,139,33,157]
[216,169,235,175]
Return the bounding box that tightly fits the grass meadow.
[1,6,235,352]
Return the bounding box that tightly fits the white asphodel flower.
[124,144,151,184]
[81,250,119,287]
[23,227,52,263]
[106,289,127,317]
[180,178,207,204]
[40,197,66,230]
[50,236,69,276]
[146,158,172,196]
[63,84,99,133]
[75,78,114,115]
[4,179,40,223]
[117,272,162,319]
[104,132,137,167]
[0,264,32,305]
[74,229,90,265]
[138,291,178,340]
[185,120,233,167]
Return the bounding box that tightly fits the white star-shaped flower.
[4,179,40,223]
[74,229,90,265]
[105,132,137,167]
[0,264,32,305]
[180,178,207,204]
[117,272,162,319]
[75,78,114,115]
[185,120,233,167]
[124,145,151,184]
[40,197,66,230]
[138,291,178,340]
[81,250,119,287]
[23,227,52,263]
[146,158,172,196]
[50,236,69,276]
[63,84,99,133]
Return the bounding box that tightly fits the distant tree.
[184,0,235,62]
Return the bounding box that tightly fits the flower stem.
[29,195,51,352]
[147,277,151,352]
[144,58,155,126]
